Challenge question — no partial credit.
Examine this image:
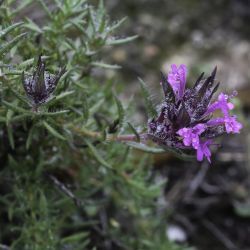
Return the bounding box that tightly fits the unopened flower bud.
[22,56,66,111]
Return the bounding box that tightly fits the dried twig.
[46,173,127,249]
[202,219,238,250]
[46,173,84,207]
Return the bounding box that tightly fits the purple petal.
[177,127,192,146]
[177,123,206,150]
[167,64,187,99]
[178,64,187,98]
[197,146,204,161]
[191,135,200,149]
[206,101,221,114]
[193,123,206,134]
[207,117,225,126]
[171,64,178,73]
[196,140,213,163]
[224,116,243,134]
[206,93,235,117]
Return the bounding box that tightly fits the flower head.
[22,56,66,110]
[148,64,242,163]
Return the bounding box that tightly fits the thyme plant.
[0,0,242,249]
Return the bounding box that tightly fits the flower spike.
[148,64,242,163]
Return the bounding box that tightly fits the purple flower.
[224,115,242,134]
[206,93,234,116]
[148,64,243,163]
[167,64,187,99]
[197,140,213,163]
[177,124,206,150]
[207,115,242,134]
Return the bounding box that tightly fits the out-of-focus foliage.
[0,1,191,249]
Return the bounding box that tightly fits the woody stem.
[70,126,148,143]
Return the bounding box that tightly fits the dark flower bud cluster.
[148,64,242,162]
[22,56,66,111]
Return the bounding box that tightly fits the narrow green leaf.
[18,56,49,68]
[89,99,104,115]
[38,191,48,217]
[43,121,66,141]
[74,81,88,91]
[7,125,15,149]
[113,94,125,126]
[47,91,75,105]
[11,114,32,122]
[11,0,34,15]
[0,22,24,39]
[88,7,97,33]
[26,124,36,150]
[98,0,104,14]
[0,33,27,57]
[138,77,157,117]
[97,0,106,33]
[2,100,31,114]
[61,39,76,50]
[24,18,42,33]
[6,109,14,126]
[69,20,88,37]
[127,122,140,142]
[61,231,89,243]
[126,142,165,153]
[108,17,127,33]
[36,110,70,117]
[54,91,75,102]
[9,88,30,106]
[4,70,29,75]
[84,139,112,169]
[106,35,138,45]
[54,0,66,14]
[38,0,53,19]
[82,93,89,122]
[91,61,121,69]
[126,141,196,160]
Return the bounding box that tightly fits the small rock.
[166,224,187,243]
